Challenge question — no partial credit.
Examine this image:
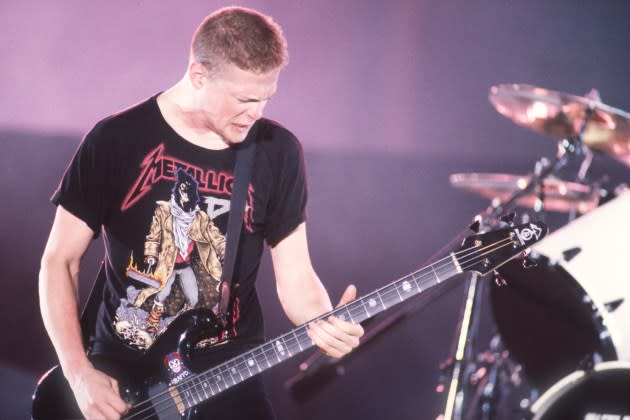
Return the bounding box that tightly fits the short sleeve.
[264,132,308,247]
[51,121,117,237]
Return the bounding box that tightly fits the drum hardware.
[438,270,487,420]
[491,132,594,218]
[444,84,630,419]
[520,254,538,270]
[467,335,529,420]
[438,332,540,420]
[437,211,495,419]
[492,271,507,287]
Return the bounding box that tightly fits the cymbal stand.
[439,205,541,419]
[439,211,497,420]
[491,104,596,222]
[439,271,486,420]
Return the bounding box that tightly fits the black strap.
[216,130,258,324]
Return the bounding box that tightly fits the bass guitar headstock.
[454,221,548,276]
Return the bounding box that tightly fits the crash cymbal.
[449,172,600,213]
[489,84,630,167]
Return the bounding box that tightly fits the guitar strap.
[216,128,258,328]
[79,125,259,346]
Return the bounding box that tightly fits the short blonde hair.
[191,7,288,74]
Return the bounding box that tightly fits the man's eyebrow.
[238,94,274,102]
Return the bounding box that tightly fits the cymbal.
[489,84,630,166]
[449,172,600,213]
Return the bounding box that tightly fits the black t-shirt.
[52,94,307,361]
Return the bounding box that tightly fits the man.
[39,6,364,419]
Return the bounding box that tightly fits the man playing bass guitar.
[38,7,364,419]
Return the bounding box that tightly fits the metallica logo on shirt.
[121,143,255,233]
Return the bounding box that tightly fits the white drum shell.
[532,192,630,361]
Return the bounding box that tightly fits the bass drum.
[492,192,630,391]
[530,361,630,420]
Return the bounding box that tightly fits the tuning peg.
[522,257,538,269]
[500,213,516,225]
[493,270,507,287]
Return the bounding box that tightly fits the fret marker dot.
[248,359,255,367]
[368,298,376,307]
[338,314,346,321]
[231,368,237,374]
[402,281,411,292]
[216,375,222,382]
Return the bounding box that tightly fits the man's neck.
[157,82,229,150]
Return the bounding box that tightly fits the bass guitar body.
[32,309,224,419]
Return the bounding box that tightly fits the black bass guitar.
[32,221,547,419]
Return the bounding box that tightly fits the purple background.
[1,1,629,418]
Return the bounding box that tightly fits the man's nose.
[248,102,265,121]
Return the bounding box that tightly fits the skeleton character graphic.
[113,168,226,347]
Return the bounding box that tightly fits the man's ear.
[188,61,208,89]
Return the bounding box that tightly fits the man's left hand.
[307,284,365,359]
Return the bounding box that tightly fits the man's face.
[198,62,280,145]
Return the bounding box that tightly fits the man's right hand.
[68,364,131,419]
[39,206,131,419]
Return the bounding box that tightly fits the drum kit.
[445,84,630,419]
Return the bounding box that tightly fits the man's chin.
[224,130,250,145]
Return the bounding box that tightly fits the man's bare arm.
[39,206,129,418]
